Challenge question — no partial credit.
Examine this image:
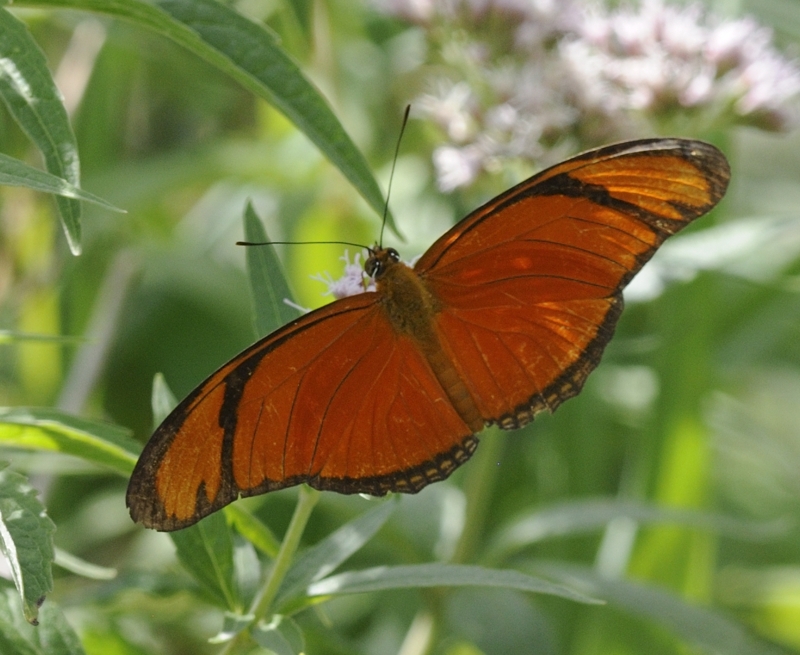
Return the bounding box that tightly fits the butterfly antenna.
[237,240,370,250]
[380,104,411,248]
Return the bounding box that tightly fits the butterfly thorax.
[368,247,484,433]
[369,248,439,340]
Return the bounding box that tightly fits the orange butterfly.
[127,138,730,531]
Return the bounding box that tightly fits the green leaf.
[0,464,55,625]
[252,615,304,655]
[0,407,139,476]
[150,373,178,427]
[0,588,85,655]
[208,611,253,645]
[156,0,391,229]
[307,563,601,605]
[0,590,40,655]
[53,547,117,581]
[0,8,82,254]
[35,600,86,655]
[534,563,790,655]
[276,499,396,609]
[225,504,280,559]
[170,510,240,611]
[0,152,123,211]
[489,498,791,562]
[25,0,393,231]
[0,331,84,345]
[243,202,300,337]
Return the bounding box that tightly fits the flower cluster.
[564,1,800,132]
[380,0,800,190]
[311,251,376,299]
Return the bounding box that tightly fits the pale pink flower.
[568,0,800,129]
[380,0,800,189]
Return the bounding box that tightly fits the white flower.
[417,81,477,142]
[379,0,800,190]
[312,251,375,299]
[433,144,485,191]
[573,0,800,128]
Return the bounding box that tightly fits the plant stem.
[452,427,504,564]
[221,486,320,654]
[251,486,320,617]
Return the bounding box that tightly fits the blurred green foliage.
[1,1,800,654]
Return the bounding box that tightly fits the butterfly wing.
[127,294,477,531]
[416,138,730,427]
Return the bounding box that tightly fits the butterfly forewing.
[419,139,730,427]
[127,294,476,530]
[416,139,729,273]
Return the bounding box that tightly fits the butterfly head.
[365,247,401,280]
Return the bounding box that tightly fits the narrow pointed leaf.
[243,202,300,337]
[0,407,139,475]
[0,8,82,253]
[54,548,117,580]
[225,504,280,559]
[150,373,178,427]
[0,331,84,345]
[490,498,790,561]
[307,563,601,605]
[25,0,393,232]
[0,153,122,211]
[276,499,396,608]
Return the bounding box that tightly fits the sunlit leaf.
[0,407,139,475]
[489,497,790,562]
[0,153,122,211]
[27,0,393,231]
[0,8,83,254]
[53,548,116,581]
[307,563,601,605]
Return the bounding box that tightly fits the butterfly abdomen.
[376,255,485,434]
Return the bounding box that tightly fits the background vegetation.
[1,1,800,654]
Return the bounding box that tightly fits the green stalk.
[452,427,504,564]
[251,485,320,617]
[221,486,320,654]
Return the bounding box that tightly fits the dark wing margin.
[416,138,730,274]
[420,138,729,428]
[126,293,477,532]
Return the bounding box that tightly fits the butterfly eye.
[365,256,380,278]
[387,248,400,262]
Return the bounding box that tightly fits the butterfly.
[127,138,730,531]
